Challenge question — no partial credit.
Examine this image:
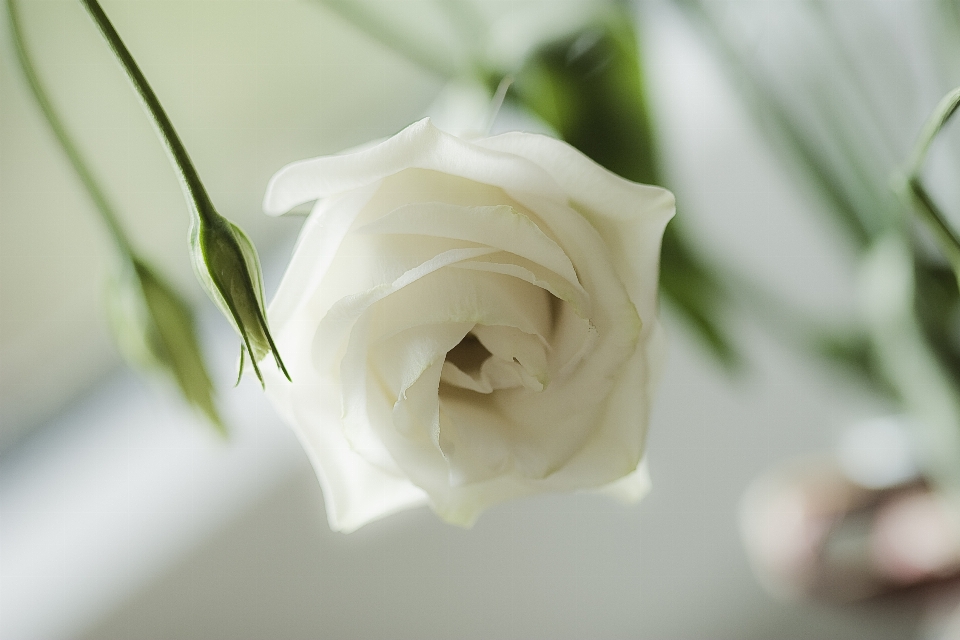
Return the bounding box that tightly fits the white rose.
[261,119,674,532]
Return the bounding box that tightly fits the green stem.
[78,0,217,224]
[906,86,960,179]
[908,179,960,280]
[902,87,960,276]
[312,0,457,78]
[7,0,134,258]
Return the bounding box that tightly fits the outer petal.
[360,202,584,301]
[473,131,675,340]
[262,119,562,216]
[542,321,668,492]
[595,458,652,504]
[267,184,378,331]
[261,370,428,533]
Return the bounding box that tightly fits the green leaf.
[508,11,659,185]
[108,259,225,435]
[658,225,742,370]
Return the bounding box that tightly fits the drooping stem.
[78,0,217,224]
[7,0,134,258]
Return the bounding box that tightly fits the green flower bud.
[108,258,225,436]
[189,213,290,386]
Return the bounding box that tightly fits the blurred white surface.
[0,345,305,640]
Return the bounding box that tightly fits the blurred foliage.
[672,0,960,486]
[506,5,742,369]
[109,259,225,435]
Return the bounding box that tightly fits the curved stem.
[906,86,960,179]
[7,0,134,258]
[902,86,960,276]
[78,0,217,223]
[908,179,960,281]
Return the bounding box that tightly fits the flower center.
[440,325,548,394]
[444,333,492,376]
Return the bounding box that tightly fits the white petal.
[310,230,489,328]
[472,324,549,387]
[261,369,427,533]
[312,247,496,376]
[267,185,377,331]
[542,322,667,493]
[438,390,513,485]
[263,118,561,216]
[361,269,553,349]
[372,323,474,439]
[452,254,588,316]
[440,360,494,394]
[474,131,674,340]
[359,202,584,301]
[594,458,652,504]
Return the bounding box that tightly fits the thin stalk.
[484,75,513,134]
[78,0,217,224]
[906,86,960,179]
[7,0,133,258]
[902,87,960,277]
[907,179,960,282]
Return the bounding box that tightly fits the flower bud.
[107,258,225,435]
[189,214,290,385]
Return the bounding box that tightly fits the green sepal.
[189,213,290,386]
[107,258,226,436]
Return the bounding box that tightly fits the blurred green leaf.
[109,260,225,435]
[677,1,960,413]
[508,6,742,369]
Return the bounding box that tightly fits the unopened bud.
[189,214,290,385]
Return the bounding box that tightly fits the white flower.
[261,119,673,532]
